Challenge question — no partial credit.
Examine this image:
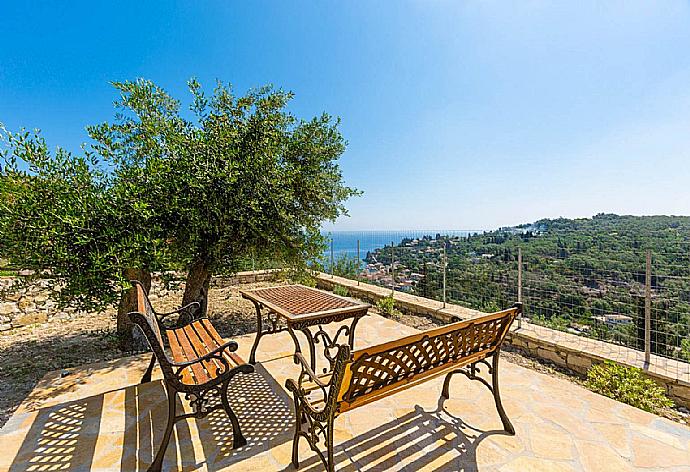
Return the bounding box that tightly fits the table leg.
[287,324,303,355]
[347,315,364,350]
[298,326,318,372]
[249,301,263,365]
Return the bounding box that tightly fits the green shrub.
[333,284,349,297]
[376,295,401,318]
[585,361,673,413]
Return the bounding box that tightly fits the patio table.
[240,284,370,373]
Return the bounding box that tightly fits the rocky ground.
[1,279,688,429]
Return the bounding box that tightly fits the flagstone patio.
[1,314,689,471]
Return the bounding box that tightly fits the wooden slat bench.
[128,281,254,472]
[286,303,522,472]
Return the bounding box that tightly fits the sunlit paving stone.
[1,314,689,471]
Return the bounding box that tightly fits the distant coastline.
[322,230,480,260]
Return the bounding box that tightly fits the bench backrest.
[335,304,521,411]
[128,281,175,374]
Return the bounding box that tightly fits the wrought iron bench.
[285,303,522,472]
[127,280,254,472]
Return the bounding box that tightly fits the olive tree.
[0,127,168,347]
[0,78,356,347]
[89,79,357,314]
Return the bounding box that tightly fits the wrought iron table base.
[248,299,365,373]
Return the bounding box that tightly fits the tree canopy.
[0,78,357,346]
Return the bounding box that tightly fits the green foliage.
[298,275,318,288]
[89,78,358,278]
[0,78,358,312]
[376,294,401,318]
[585,361,673,413]
[680,338,690,362]
[531,314,571,331]
[332,284,349,297]
[0,127,166,311]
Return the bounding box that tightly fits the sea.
[321,230,480,261]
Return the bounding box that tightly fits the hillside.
[366,214,690,361]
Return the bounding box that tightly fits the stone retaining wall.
[316,272,690,408]
[0,269,278,332]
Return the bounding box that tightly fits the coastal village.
[360,235,634,331]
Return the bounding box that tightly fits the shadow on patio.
[2,365,505,471]
[286,402,508,472]
[4,363,294,471]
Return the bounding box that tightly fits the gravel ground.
[1,281,687,429]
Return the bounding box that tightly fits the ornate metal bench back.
[127,280,176,379]
[341,306,519,403]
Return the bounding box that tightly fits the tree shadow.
[3,366,293,472]
[2,350,511,471]
[7,393,104,471]
[0,326,144,428]
[121,381,202,471]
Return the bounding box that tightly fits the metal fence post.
[330,238,334,279]
[517,247,523,328]
[357,239,360,286]
[442,245,447,309]
[644,250,652,366]
[391,241,395,294]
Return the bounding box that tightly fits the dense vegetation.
[365,214,690,361]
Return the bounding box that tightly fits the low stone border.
[316,272,690,408]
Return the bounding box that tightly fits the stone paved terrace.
[1,314,689,471]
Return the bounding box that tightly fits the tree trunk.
[182,260,211,317]
[117,268,152,351]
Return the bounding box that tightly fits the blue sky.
[2,1,690,230]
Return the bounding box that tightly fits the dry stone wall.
[0,269,279,331]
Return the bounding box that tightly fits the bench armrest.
[294,352,329,388]
[158,302,202,330]
[170,339,239,369]
[285,351,339,415]
[158,301,201,318]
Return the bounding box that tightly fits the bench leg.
[249,301,263,364]
[290,394,336,471]
[221,379,247,449]
[149,381,177,472]
[491,351,515,435]
[291,396,301,468]
[141,353,156,384]
[440,352,514,435]
[325,420,335,472]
